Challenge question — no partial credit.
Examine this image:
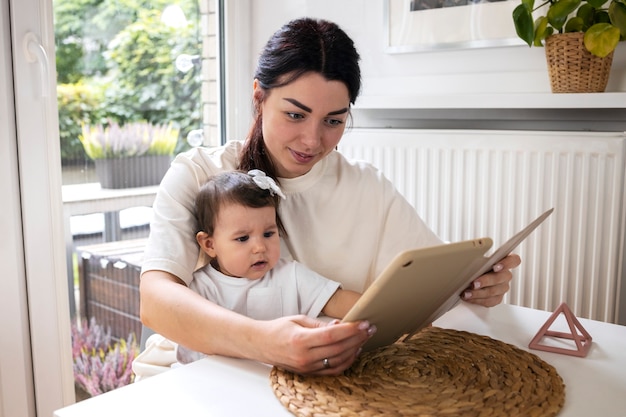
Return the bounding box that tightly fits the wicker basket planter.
[545,32,614,93]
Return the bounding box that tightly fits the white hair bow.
[248,169,286,199]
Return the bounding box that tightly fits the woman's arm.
[139,270,372,374]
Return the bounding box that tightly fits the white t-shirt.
[142,140,442,292]
[177,258,341,364]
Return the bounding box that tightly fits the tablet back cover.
[343,238,493,352]
[342,208,553,353]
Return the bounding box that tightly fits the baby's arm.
[322,289,361,319]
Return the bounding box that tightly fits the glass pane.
[54,0,214,401]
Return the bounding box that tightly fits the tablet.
[342,208,554,352]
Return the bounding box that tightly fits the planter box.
[94,154,172,189]
[78,239,147,341]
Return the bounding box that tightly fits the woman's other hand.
[462,253,521,307]
[259,315,375,375]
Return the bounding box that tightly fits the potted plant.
[513,0,626,92]
[79,121,179,189]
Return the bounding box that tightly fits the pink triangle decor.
[528,302,592,357]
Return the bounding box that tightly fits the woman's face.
[258,72,351,179]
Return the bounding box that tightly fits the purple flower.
[71,318,139,397]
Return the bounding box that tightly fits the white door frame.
[0,1,37,415]
[1,0,74,415]
[223,0,252,143]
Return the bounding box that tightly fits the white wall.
[224,0,625,138]
[250,0,626,93]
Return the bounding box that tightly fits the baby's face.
[207,203,280,279]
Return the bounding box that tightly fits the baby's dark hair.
[194,171,286,237]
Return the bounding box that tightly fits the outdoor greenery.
[513,0,626,57]
[57,83,107,162]
[55,0,201,165]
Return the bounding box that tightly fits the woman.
[139,17,520,375]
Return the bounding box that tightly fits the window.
[54,0,218,401]
[3,0,224,412]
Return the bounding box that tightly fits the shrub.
[103,8,200,144]
[79,121,179,160]
[71,317,139,397]
[57,82,107,165]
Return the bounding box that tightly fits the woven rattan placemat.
[271,327,565,417]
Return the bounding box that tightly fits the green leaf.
[565,16,585,31]
[609,1,626,37]
[596,11,611,24]
[513,4,535,45]
[576,4,595,29]
[534,16,552,45]
[584,22,621,56]
[586,0,609,8]
[547,0,582,30]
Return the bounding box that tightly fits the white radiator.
[339,129,626,323]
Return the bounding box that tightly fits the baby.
[177,170,361,363]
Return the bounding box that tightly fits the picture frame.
[385,0,525,53]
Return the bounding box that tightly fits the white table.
[54,303,626,417]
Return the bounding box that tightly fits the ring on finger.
[322,358,331,369]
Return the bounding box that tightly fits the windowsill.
[353,92,626,110]
[351,92,626,130]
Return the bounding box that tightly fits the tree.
[54,0,201,164]
[102,7,201,136]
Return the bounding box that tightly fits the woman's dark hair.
[195,171,286,237]
[238,17,361,178]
